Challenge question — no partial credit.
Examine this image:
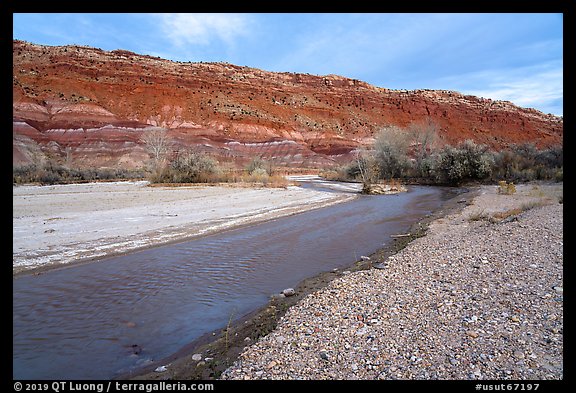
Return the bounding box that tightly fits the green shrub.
[433,140,494,185]
[491,143,563,183]
[415,155,436,179]
[343,160,362,180]
[536,145,563,168]
[37,168,63,184]
[166,150,219,183]
[246,157,268,175]
[13,163,145,185]
[554,168,563,182]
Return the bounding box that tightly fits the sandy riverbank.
[13,178,356,275]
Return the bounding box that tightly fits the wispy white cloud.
[267,14,511,82]
[441,62,563,115]
[155,13,251,47]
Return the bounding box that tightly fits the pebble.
[266,360,278,369]
[355,327,368,336]
[191,354,202,361]
[514,350,525,359]
[221,185,563,380]
[282,288,296,297]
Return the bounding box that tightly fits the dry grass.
[148,173,290,189]
[468,199,548,224]
[497,180,516,195]
[467,209,489,222]
[490,207,525,221]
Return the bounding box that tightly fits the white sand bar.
[13,180,356,274]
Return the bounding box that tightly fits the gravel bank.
[222,183,563,380]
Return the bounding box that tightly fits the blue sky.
[13,13,563,116]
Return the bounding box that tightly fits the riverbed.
[13,178,354,275]
[13,179,455,379]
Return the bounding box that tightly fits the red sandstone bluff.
[12,40,563,170]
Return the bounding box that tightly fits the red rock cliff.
[13,40,563,169]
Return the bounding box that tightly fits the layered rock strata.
[13,40,563,169]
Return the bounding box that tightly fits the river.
[13,180,456,379]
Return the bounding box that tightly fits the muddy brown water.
[13,182,456,380]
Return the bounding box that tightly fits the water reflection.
[13,184,452,379]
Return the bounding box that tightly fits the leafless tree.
[64,146,73,167]
[355,149,380,193]
[141,128,172,162]
[140,128,174,177]
[407,117,439,161]
[373,125,411,179]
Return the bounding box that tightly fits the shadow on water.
[13,182,455,379]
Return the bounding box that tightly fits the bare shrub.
[406,117,440,177]
[246,157,273,176]
[373,126,411,180]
